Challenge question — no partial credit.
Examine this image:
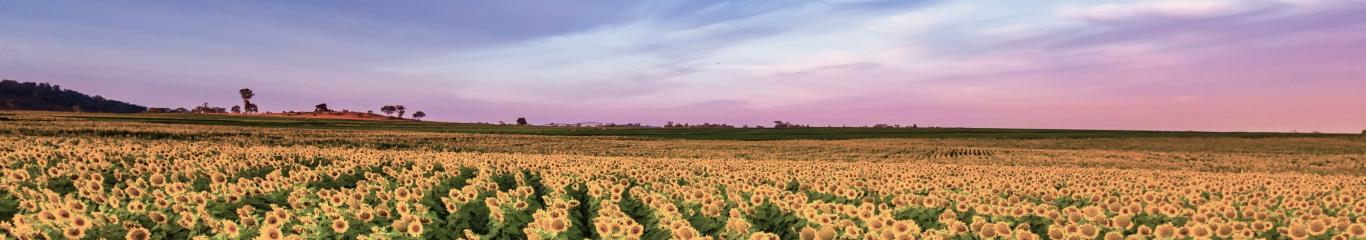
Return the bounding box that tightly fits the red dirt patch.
[258,111,413,121]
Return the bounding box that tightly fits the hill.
[0,79,146,113]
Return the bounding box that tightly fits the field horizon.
[6,110,1358,141]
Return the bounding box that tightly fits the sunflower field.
[0,112,1364,240]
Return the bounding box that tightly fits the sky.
[3,0,1365,133]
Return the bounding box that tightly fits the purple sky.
[3,0,1365,132]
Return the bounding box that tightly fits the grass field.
[1,111,1364,239]
[60,112,1356,140]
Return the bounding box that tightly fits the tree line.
[145,88,433,120]
[0,79,147,113]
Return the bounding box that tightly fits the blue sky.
[4,0,1365,132]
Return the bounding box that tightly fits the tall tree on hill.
[381,105,396,116]
[412,111,426,120]
[516,117,528,126]
[396,105,406,118]
[238,88,255,113]
[315,103,330,113]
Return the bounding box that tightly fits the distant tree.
[192,102,209,113]
[911,124,918,128]
[412,111,426,120]
[381,105,396,116]
[231,105,241,114]
[173,107,189,113]
[191,102,227,113]
[315,103,330,113]
[516,117,528,126]
[238,88,255,113]
[396,105,406,118]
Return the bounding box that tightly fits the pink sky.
[3,0,1365,132]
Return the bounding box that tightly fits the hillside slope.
[0,79,146,113]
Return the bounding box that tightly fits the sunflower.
[221,220,240,237]
[1214,223,1234,238]
[1243,221,1264,232]
[978,225,999,239]
[259,226,285,240]
[405,220,424,237]
[229,216,252,228]
[264,216,282,226]
[1346,224,1365,238]
[1112,214,1133,230]
[1078,224,1099,239]
[1307,219,1329,235]
[355,210,374,222]
[177,214,197,229]
[149,173,166,185]
[394,188,411,201]
[629,224,644,236]
[125,227,151,240]
[799,227,817,240]
[893,221,911,233]
[147,212,168,224]
[67,201,87,212]
[1016,230,1043,240]
[992,222,1011,237]
[331,218,349,234]
[1187,224,1212,240]
[947,221,968,235]
[1103,232,1123,240]
[69,215,90,229]
[1154,224,1177,239]
[63,227,85,239]
[865,228,888,240]
[816,225,837,240]
[56,209,72,220]
[549,218,568,233]
[211,173,227,184]
[1287,224,1310,240]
